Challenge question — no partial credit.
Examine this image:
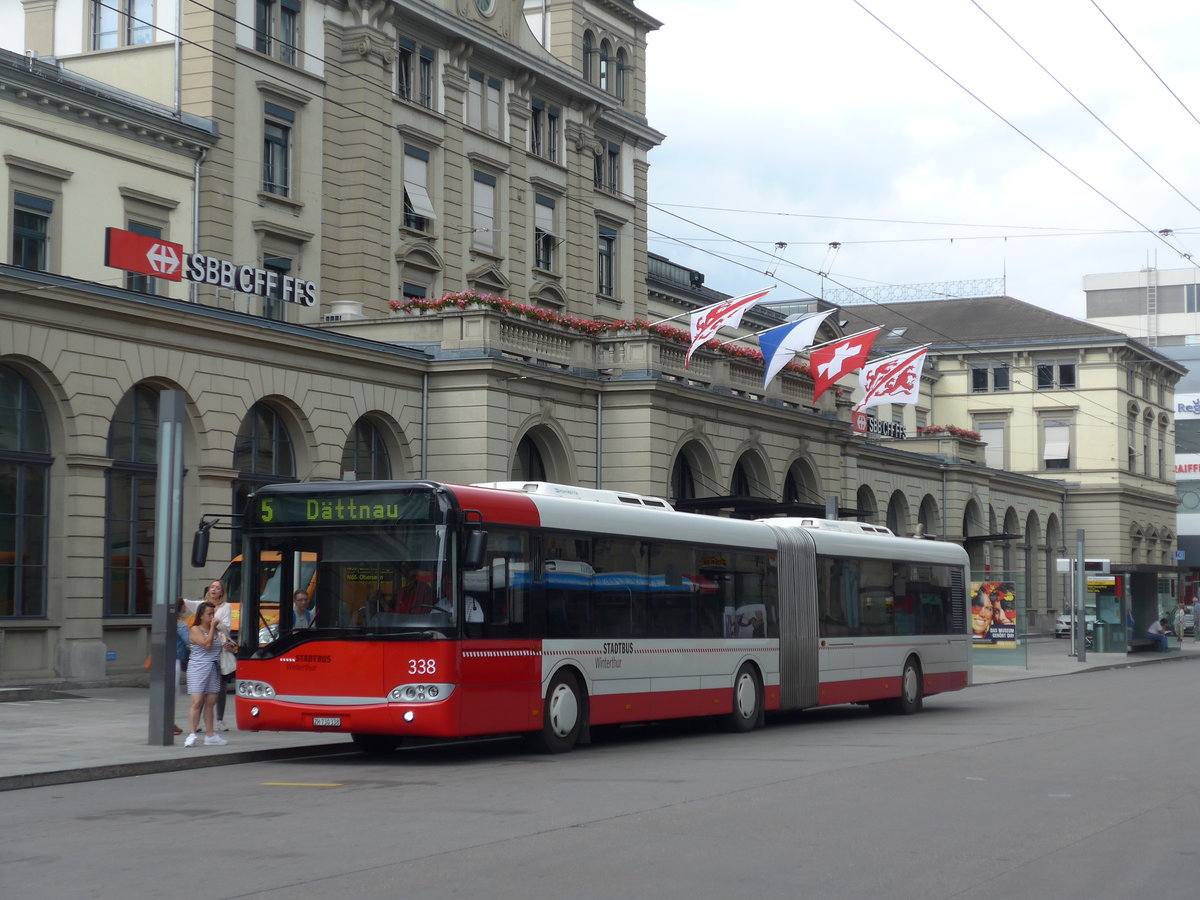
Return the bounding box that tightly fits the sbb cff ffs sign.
[104,227,318,307]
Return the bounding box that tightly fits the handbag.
[219,649,237,676]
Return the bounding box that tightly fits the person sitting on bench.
[1147,617,1171,651]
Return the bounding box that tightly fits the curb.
[0,742,352,793]
[974,648,1196,684]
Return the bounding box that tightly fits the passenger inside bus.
[292,590,315,628]
[433,574,485,632]
[394,562,434,613]
[355,590,390,625]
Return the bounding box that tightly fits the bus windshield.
[242,523,453,651]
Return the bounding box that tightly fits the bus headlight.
[236,679,276,699]
[387,683,453,703]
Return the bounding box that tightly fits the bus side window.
[541,533,592,638]
[470,527,531,639]
[818,558,850,637]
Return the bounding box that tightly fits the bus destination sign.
[253,492,434,526]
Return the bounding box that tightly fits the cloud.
[644,0,1200,318]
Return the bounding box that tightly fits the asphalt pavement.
[1,636,1196,791]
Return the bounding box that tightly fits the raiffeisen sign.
[104,227,317,307]
[1176,395,1200,419]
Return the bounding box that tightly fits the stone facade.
[0,4,1172,683]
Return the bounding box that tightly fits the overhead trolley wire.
[849,0,1200,270]
[969,0,1200,220]
[89,0,1175,440]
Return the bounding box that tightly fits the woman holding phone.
[203,579,234,732]
[184,601,235,747]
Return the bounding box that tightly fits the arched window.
[783,472,801,504]
[0,365,50,617]
[512,434,547,481]
[341,417,392,481]
[671,454,695,503]
[582,30,594,82]
[1143,409,1153,476]
[1159,415,1169,479]
[886,491,909,535]
[856,485,877,524]
[1127,403,1138,471]
[599,40,611,92]
[232,403,296,545]
[731,461,752,498]
[105,385,159,616]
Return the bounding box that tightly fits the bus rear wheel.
[726,663,762,732]
[533,670,584,754]
[893,658,923,715]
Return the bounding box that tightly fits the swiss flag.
[810,328,879,401]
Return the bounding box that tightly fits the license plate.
[312,717,341,727]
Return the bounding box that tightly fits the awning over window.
[1044,422,1070,461]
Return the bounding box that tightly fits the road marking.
[261,782,343,787]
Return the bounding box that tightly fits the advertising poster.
[970,581,1018,649]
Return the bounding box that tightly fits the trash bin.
[1093,623,1116,653]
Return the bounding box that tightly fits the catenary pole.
[149,391,185,745]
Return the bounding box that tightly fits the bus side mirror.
[464,530,488,570]
[191,521,212,568]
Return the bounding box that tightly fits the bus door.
[813,556,861,690]
[456,529,540,735]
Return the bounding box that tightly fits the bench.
[1128,637,1163,653]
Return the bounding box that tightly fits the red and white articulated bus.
[232,480,971,753]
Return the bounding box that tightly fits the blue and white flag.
[759,310,835,388]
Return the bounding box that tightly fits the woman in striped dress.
[184,602,232,747]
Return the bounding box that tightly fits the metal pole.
[149,391,186,745]
[1075,529,1087,662]
[825,496,838,520]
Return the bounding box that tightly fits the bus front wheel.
[351,733,399,754]
[534,670,584,754]
[726,663,762,733]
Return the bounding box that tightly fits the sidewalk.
[0,687,352,791]
[1,637,1197,791]
[972,634,1200,684]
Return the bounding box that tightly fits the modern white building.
[1086,266,1200,603]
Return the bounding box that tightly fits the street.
[3,661,1195,899]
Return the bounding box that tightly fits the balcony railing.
[326,304,823,411]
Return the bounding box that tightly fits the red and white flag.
[810,328,879,401]
[856,347,929,412]
[686,288,773,368]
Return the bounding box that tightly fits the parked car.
[1054,613,1097,638]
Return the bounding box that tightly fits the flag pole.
[871,342,932,359]
[649,309,698,327]
[650,285,777,327]
[714,324,777,348]
[805,327,882,354]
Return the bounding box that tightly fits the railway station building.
[0,1,1181,682]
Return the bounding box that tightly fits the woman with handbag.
[203,579,235,732]
[184,601,235,747]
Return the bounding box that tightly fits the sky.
[644,0,1200,322]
